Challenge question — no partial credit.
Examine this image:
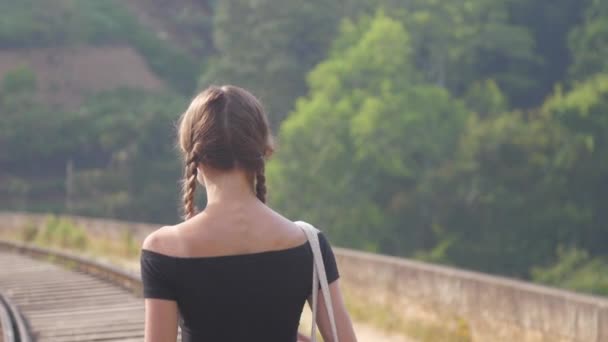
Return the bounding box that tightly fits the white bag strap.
[295,221,339,342]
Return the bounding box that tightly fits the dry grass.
[342,288,472,342]
[5,216,140,269]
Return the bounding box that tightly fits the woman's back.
[141,200,339,341]
[141,85,356,342]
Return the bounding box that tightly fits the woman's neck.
[201,167,258,206]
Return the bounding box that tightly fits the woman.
[140,85,357,342]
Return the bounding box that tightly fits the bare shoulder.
[141,225,178,254]
[265,208,308,241]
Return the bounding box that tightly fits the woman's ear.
[265,136,275,158]
[265,145,274,158]
[197,165,206,187]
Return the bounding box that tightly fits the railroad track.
[0,241,148,342]
[1,287,30,342]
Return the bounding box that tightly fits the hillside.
[0,0,215,221]
[0,0,213,100]
[0,46,164,109]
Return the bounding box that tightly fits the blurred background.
[0,0,606,298]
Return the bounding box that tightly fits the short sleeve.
[318,232,340,284]
[140,251,177,300]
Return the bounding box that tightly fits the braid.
[182,156,198,220]
[255,162,267,203]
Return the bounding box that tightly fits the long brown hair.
[178,85,274,220]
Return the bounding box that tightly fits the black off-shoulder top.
[140,231,339,342]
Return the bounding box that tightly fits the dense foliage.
[0,66,186,222]
[0,0,606,295]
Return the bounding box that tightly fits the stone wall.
[335,248,607,342]
[1,212,606,341]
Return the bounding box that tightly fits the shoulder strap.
[295,221,339,342]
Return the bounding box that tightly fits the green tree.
[72,89,185,223]
[0,78,185,222]
[463,80,508,117]
[269,12,469,254]
[532,246,608,296]
[504,0,589,107]
[0,66,99,212]
[202,0,342,125]
[341,0,536,107]
[543,74,608,255]
[359,0,586,108]
[427,74,608,277]
[425,110,584,276]
[405,0,536,99]
[568,0,608,81]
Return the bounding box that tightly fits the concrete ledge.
[334,247,608,342]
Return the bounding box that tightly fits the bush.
[39,215,89,250]
[40,215,61,245]
[2,65,37,93]
[531,246,608,296]
[20,221,38,242]
[71,228,88,251]
[121,229,139,258]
